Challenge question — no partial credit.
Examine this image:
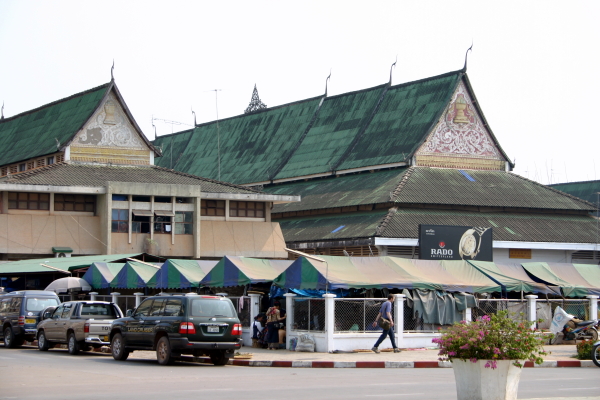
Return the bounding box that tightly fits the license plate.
[102,336,109,342]
[25,319,36,324]
[207,326,219,333]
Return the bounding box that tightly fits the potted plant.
[433,311,548,400]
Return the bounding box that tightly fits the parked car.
[110,293,243,365]
[37,301,124,355]
[0,290,61,348]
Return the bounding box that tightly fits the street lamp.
[284,248,330,293]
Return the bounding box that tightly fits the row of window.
[201,200,265,218]
[7,192,95,212]
[0,155,61,177]
[112,210,193,234]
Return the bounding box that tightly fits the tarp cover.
[82,262,124,289]
[468,261,557,294]
[110,261,160,289]
[146,259,217,289]
[521,262,600,297]
[0,254,143,274]
[199,256,292,287]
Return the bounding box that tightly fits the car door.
[44,305,64,341]
[140,298,166,346]
[55,303,73,342]
[126,298,153,346]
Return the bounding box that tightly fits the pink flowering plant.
[432,311,548,369]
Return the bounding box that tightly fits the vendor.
[265,301,284,350]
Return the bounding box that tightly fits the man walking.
[372,294,400,353]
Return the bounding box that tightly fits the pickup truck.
[36,301,123,355]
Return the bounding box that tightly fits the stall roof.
[110,261,160,289]
[146,259,216,289]
[521,262,600,297]
[82,262,124,289]
[468,261,557,295]
[0,254,144,274]
[199,256,292,287]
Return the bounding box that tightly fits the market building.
[0,79,299,261]
[152,67,599,264]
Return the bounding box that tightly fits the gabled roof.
[549,180,600,207]
[0,162,261,194]
[267,167,596,214]
[154,70,507,185]
[0,81,159,167]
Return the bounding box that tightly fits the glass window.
[154,197,172,203]
[112,194,128,201]
[111,209,129,233]
[190,299,236,317]
[61,304,72,319]
[134,299,153,317]
[47,156,55,165]
[201,200,225,216]
[132,196,151,202]
[175,212,193,234]
[164,299,184,316]
[8,192,49,210]
[229,201,265,218]
[132,215,150,233]
[9,298,22,313]
[19,163,26,172]
[55,194,95,212]
[52,305,64,319]
[149,298,166,316]
[26,297,59,312]
[154,216,172,234]
[80,303,117,317]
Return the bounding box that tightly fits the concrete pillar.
[249,293,261,321]
[89,292,97,301]
[283,293,296,349]
[464,307,472,324]
[133,292,144,308]
[394,294,405,347]
[525,295,538,330]
[323,293,336,353]
[587,295,599,320]
[111,292,121,305]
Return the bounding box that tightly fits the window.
[201,200,225,216]
[26,297,59,312]
[134,299,154,317]
[132,195,151,202]
[154,196,172,203]
[111,209,129,233]
[175,212,193,234]
[19,163,26,172]
[47,156,55,165]
[164,299,184,316]
[229,201,265,218]
[149,298,166,316]
[154,216,172,234]
[112,194,127,201]
[8,192,50,210]
[54,194,95,212]
[132,214,150,233]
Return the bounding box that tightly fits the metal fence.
[334,298,387,333]
[292,298,325,332]
[230,296,252,327]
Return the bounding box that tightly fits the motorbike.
[549,306,599,344]
[593,340,600,368]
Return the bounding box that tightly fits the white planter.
[452,359,523,400]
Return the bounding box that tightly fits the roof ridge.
[389,68,464,91]
[508,172,597,209]
[390,166,416,201]
[150,165,263,193]
[375,206,398,236]
[549,179,600,186]
[0,83,110,124]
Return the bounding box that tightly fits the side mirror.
[42,311,53,320]
[126,309,133,317]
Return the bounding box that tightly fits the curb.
[180,356,597,368]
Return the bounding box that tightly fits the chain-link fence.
[472,299,527,321]
[292,298,325,332]
[334,298,387,332]
[230,296,252,327]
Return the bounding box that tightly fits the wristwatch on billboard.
[458,227,490,259]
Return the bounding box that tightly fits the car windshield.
[190,299,236,317]
[80,304,118,318]
[26,297,59,312]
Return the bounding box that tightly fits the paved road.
[0,347,598,400]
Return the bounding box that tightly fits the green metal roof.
[549,180,600,209]
[0,83,110,166]
[0,254,142,274]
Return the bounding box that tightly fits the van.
[0,290,61,348]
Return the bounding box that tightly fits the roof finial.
[1,102,4,120]
[463,42,473,71]
[152,116,157,140]
[191,109,197,126]
[325,69,332,96]
[111,60,115,81]
[389,56,397,85]
[244,84,267,114]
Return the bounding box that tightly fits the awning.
[132,210,153,216]
[199,256,292,287]
[0,253,144,274]
[82,262,124,289]
[146,259,217,289]
[521,262,600,297]
[111,261,160,289]
[154,210,175,216]
[468,260,557,295]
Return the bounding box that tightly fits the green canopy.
[573,264,600,290]
[110,261,160,289]
[0,254,143,274]
[199,256,292,287]
[521,262,600,297]
[468,261,556,294]
[146,259,217,289]
[81,262,124,289]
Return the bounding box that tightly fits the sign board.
[419,225,493,261]
[509,249,532,259]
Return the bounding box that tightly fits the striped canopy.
[146,259,217,289]
[199,256,292,287]
[81,262,124,289]
[110,261,160,289]
[468,260,557,295]
[522,262,600,297]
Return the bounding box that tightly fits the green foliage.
[576,339,593,360]
[432,311,548,369]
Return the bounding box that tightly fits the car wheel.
[37,331,50,351]
[210,351,229,366]
[111,333,129,361]
[592,343,600,368]
[68,333,80,355]
[3,327,20,348]
[156,336,174,365]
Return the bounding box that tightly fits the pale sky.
[1,1,598,185]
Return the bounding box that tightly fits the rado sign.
[418,224,493,261]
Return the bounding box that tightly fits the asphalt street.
[0,346,599,400]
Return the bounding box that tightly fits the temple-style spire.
[244,84,267,114]
[463,43,473,71]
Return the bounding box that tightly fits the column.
[394,294,405,347]
[525,295,538,330]
[133,292,144,308]
[89,292,97,301]
[587,295,599,320]
[463,307,472,324]
[284,293,296,349]
[111,292,121,305]
[323,293,336,353]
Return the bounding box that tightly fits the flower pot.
[452,359,523,400]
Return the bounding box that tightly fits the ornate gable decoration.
[244,84,267,114]
[415,81,506,170]
[70,92,151,165]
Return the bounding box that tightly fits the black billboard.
[418,225,493,261]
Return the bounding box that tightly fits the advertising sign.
[418,225,493,261]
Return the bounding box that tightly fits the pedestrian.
[265,300,284,350]
[371,294,401,353]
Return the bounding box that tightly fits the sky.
[0,1,599,185]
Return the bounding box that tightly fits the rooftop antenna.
[151,116,157,140]
[324,69,331,96]
[206,89,222,181]
[389,55,397,84]
[111,60,115,81]
[463,42,473,71]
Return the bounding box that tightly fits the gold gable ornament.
[104,100,117,125]
[452,96,469,124]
